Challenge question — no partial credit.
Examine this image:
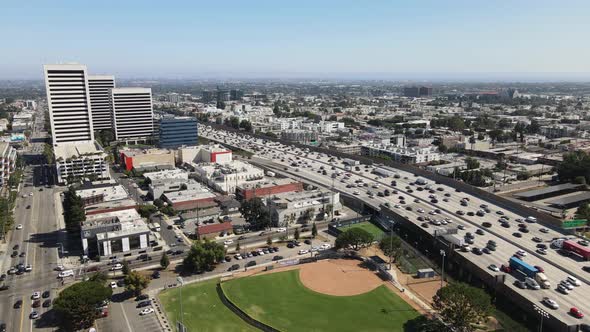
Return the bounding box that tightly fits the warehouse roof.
[514,183,583,199]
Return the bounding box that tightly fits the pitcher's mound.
[298,259,383,296]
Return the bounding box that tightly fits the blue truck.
[509,256,550,288]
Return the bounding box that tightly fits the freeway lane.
[200,126,590,326]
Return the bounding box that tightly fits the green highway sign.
[562,219,588,228]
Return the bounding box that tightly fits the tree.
[121,260,130,275]
[153,198,164,208]
[311,223,318,238]
[239,197,271,230]
[468,136,476,150]
[379,236,402,262]
[239,119,252,132]
[160,252,170,269]
[137,204,158,218]
[301,208,315,224]
[236,241,241,252]
[335,228,374,250]
[216,100,226,110]
[124,270,150,296]
[63,186,86,233]
[160,205,176,216]
[576,202,590,220]
[267,236,272,246]
[183,239,226,273]
[433,282,492,332]
[54,280,113,330]
[465,157,480,170]
[294,227,300,240]
[556,150,590,184]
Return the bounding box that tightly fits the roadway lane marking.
[119,302,133,332]
[18,294,25,332]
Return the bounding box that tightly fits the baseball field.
[160,259,421,332]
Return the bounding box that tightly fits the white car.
[516,250,527,257]
[536,248,547,255]
[276,227,286,233]
[298,249,309,255]
[223,240,234,245]
[488,264,500,272]
[29,193,33,197]
[320,243,331,250]
[140,308,154,316]
[567,275,581,287]
[539,228,549,233]
[110,263,123,271]
[110,282,117,288]
[542,297,559,309]
[32,291,41,300]
[16,224,23,230]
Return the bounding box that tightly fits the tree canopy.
[433,282,492,332]
[182,239,226,273]
[335,228,374,250]
[124,270,150,296]
[379,236,402,261]
[556,150,590,184]
[54,280,113,330]
[63,186,86,233]
[239,197,271,230]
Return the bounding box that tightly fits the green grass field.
[340,221,385,239]
[221,270,420,332]
[159,278,256,332]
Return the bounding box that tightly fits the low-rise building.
[0,142,17,187]
[281,129,318,144]
[193,160,264,194]
[179,144,232,165]
[268,189,341,227]
[195,221,233,239]
[361,144,440,164]
[54,141,109,184]
[81,208,150,259]
[236,178,303,200]
[119,148,176,172]
[0,119,9,132]
[327,143,362,155]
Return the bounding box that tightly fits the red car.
[570,307,584,319]
[534,265,544,273]
[500,265,511,273]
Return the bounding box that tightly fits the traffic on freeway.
[199,124,590,327]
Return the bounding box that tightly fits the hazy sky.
[2,0,590,80]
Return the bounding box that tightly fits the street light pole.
[177,276,185,329]
[439,250,446,289]
[533,305,549,332]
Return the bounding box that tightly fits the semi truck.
[443,234,465,247]
[343,158,360,166]
[562,240,590,260]
[509,257,550,289]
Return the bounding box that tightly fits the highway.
[199,125,590,327]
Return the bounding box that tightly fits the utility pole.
[439,250,446,290]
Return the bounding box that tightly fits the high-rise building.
[110,87,154,141]
[403,86,433,98]
[43,64,95,144]
[230,89,243,101]
[201,90,215,103]
[216,89,230,102]
[159,116,198,148]
[419,86,433,97]
[44,64,109,184]
[167,92,180,104]
[88,75,116,131]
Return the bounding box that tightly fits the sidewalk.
[53,190,78,269]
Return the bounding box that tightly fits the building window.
[129,235,141,250]
[111,239,123,253]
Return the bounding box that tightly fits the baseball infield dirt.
[298,259,384,296]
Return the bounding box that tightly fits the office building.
[44,64,95,144]
[193,160,265,194]
[230,89,243,100]
[201,90,215,103]
[88,75,116,131]
[216,89,230,102]
[403,86,433,98]
[159,116,198,148]
[0,142,17,187]
[110,87,154,141]
[44,64,110,184]
[268,189,341,227]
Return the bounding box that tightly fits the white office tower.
[110,87,154,142]
[43,64,109,184]
[44,64,95,144]
[88,75,115,131]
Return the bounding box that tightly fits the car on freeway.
[540,228,549,233]
[31,291,41,300]
[532,237,543,243]
[558,284,570,294]
[14,299,22,309]
[140,308,154,316]
[110,263,123,271]
[482,247,491,254]
[542,297,559,309]
[457,225,466,230]
[471,247,482,255]
[16,224,22,230]
[516,250,527,257]
[567,275,581,286]
[560,280,574,290]
[514,280,526,289]
[570,307,584,319]
[488,264,499,272]
[537,248,547,255]
[513,232,522,238]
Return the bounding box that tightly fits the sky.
[2,0,590,80]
